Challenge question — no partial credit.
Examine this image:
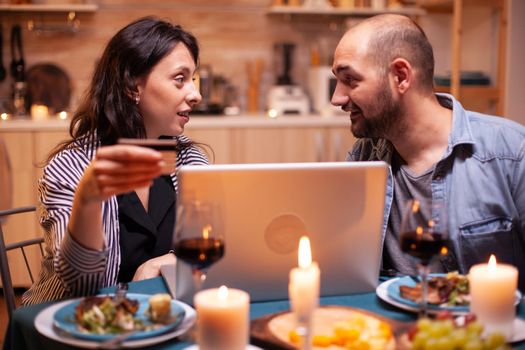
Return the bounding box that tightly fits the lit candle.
[194,285,250,350]
[469,255,518,339]
[289,236,320,349]
[31,104,49,121]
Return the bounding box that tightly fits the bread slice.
[148,293,172,323]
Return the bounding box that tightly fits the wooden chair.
[0,206,44,319]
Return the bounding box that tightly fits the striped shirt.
[22,133,208,305]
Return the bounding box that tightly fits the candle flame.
[298,236,312,268]
[218,285,228,300]
[416,226,423,236]
[202,225,211,239]
[488,254,497,273]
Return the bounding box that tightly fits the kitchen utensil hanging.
[10,24,25,82]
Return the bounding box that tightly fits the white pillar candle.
[194,285,250,350]
[469,254,518,339]
[289,236,320,322]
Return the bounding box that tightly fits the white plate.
[35,298,196,349]
[377,277,522,316]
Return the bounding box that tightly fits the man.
[331,14,525,289]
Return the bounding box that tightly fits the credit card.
[118,138,177,175]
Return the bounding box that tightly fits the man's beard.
[350,83,403,139]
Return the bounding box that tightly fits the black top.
[117,175,175,282]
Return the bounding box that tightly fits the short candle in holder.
[194,285,249,350]
[469,254,518,340]
[288,236,320,350]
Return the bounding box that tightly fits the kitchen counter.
[0,114,350,131]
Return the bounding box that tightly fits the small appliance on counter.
[267,42,309,116]
[308,66,345,116]
[193,65,240,116]
[193,65,221,115]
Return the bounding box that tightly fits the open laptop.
[162,161,388,302]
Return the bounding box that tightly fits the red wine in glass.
[399,199,449,317]
[173,237,225,270]
[400,230,449,266]
[173,201,225,292]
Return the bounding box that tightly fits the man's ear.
[390,58,412,94]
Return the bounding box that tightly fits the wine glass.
[399,198,449,316]
[172,200,225,292]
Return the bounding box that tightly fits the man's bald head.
[341,14,435,93]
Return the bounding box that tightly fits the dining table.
[3,276,525,350]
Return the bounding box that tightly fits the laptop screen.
[170,161,388,302]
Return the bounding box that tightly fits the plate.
[387,275,470,313]
[182,346,262,350]
[377,276,522,316]
[250,306,405,350]
[53,293,185,341]
[35,295,196,349]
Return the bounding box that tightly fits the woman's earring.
[134,95,140,105]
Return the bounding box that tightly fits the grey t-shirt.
[383,152,445,275]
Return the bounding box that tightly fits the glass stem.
[192,269,207,292]
[295,318,313,350]
[418,264,430,317]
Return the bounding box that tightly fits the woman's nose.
[187,83,202,106]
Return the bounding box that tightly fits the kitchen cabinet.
[183,128,233,164]
[233,127,323,163]
[0,124,69,287]
[185,117,356,164]
[418,0,508,115]
[231,125,355,163]
[326,125,355,161]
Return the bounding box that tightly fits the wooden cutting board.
[250,306,411,350]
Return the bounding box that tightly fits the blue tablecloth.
[3,277,525,349]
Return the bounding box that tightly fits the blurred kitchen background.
[0,0,523,122]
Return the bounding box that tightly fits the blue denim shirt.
[347,94,525,289]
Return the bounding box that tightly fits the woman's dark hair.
[48,17,200,160]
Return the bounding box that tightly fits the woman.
[23,17,208,305]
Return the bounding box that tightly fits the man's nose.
[331,82,349,107]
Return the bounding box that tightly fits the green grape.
[424,337,440,350]
[466,321,484,337]
[412,331,429,350]
[464,338,484,350]
[434,337,455,350]
[440,319,455,334]
[450,328,468,348]
[484,332,506,349]
[417,318,432,332]
[427,322,447,338]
